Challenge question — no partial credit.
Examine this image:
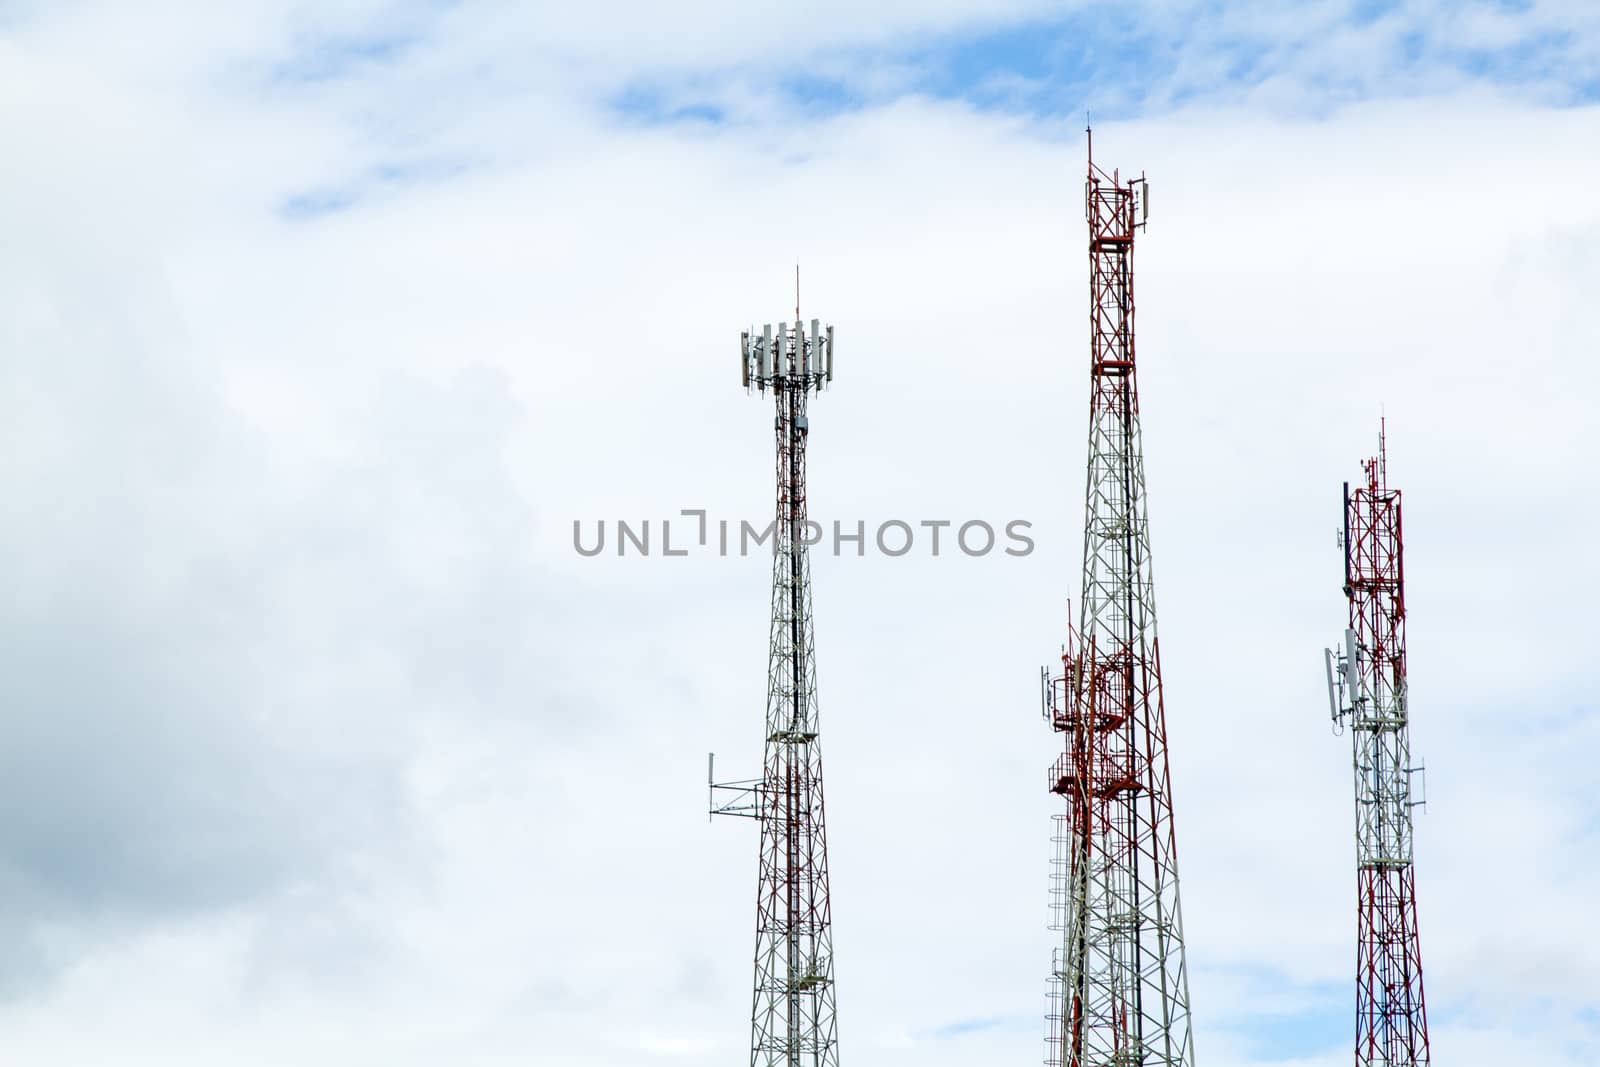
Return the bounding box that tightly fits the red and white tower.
[1040,137,1196,1067]
[1324,426,1431,1067]
[712,313,839,1067]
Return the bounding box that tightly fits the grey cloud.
[0,217,557,997]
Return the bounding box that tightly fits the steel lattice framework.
[712,316,838,1067]
[1039,139,1195,1067]
[1325,429,1431,1067]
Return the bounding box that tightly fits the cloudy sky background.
[2,1,1597,1063]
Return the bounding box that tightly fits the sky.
[1,1,1598,1064]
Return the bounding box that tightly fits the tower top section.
[741,318,834,396]
[1362,418,1393,496]
[1085,126,1149,237]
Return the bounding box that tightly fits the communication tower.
[1039,134,1196,1067]
[710,311,840,1067]
[1323,425,1432,1067]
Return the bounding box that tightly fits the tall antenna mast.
[712,307,838,1067]
[1039,143,1193,1067]
[1324,430,1432,1067]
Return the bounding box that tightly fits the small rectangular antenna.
[741,332,750,388]
[1324,648,1340,720]
[1342,481,1352,593]
[826,326,834,381]
[761,325,772,382]
[810,318,820,377]
[776,322,788,378]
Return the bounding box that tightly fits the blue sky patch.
[610,85,728,126]
[921,1014,1028,1040]
[271,31,416,85]
[602,2,1600,129]
[279,186,360,220]
[277,156,470,221]
[1228,1001,1347,1059]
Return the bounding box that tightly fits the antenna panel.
[1324,648,1340,720]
